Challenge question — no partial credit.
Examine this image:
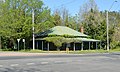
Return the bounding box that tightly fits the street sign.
[23,39,25,42]
[17,39,20,42]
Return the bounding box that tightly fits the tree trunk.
[9,38,16,50]
[0,36,1,49]
[57,47,60,51]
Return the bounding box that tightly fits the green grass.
[18,49,109,54]
[1,48,120,54]
[110,48,120,52]
[68,49,108,54]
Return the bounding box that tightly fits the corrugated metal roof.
[35,37,100,42]
[74,38,100,42]
[36,26,88,37]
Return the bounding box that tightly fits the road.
[0,53,120,72]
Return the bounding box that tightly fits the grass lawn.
[19,49,119,54]
[1,48,120,54]
[23,48,120,54]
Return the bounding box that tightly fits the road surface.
[0,52,120,72]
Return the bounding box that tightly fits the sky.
[43,0,120,15]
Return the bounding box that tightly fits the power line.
[57,0,75,7]
[109,0,118,11]
[115,0,120,11]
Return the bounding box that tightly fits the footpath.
[0,52,68,57]
[0,51,119,57]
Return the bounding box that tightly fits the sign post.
[23,39,25,50]
[17,39,20,51]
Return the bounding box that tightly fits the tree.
[77,0,107,49]
[110,23,120,49]
[61,7,69,26]
[53,9,62,26]
[53,7,78,30]
[78,0,102,38]
[44,37,81,51]
[0,0,52,50]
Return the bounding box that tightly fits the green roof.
[74,38,100,42]
[61,38,100,42]
[36,37,100,42]
[36,26,88,37]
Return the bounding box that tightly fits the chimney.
[80,26,84,34]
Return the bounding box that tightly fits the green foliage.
[0,0,53,50]
[44,37,81,48]
[53,10,62,26]
[0,0,120,50]
[78,0,120,49]
[110,23,120,49]
[44,37,65,48]
[77,0,108,49]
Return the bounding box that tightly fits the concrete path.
[0,52,68,57]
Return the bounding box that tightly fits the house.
[34,26,101,51]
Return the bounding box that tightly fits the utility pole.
[32,9,35,50]
[106,1,117,51]
[106,11,109,51]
